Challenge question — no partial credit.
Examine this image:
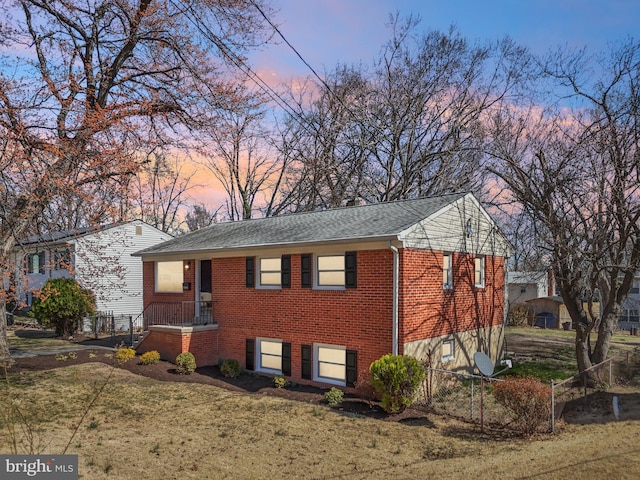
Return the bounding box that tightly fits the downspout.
[389,242,399,355]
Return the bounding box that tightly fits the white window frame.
[256,337,283,374]
[443,253,452,289]
[26,252,44,274]
[474,256,485,288]
[316,254,345,289]
[258,257,281,288]
[155,261,184,293]
[441,339,455,362]
[313,343,346,386]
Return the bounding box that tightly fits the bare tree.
[275,68,373,212]
[0,0,273,365]
[274,17,527,212]
[185,203,220,232]
[201,87,284,220]
[488,39,640,376]
[123,152,198,235]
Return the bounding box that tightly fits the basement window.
[442,339,455,362]
[256,338,283,374]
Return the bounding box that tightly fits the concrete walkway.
[8,327,120,359]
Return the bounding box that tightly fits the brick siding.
[398,249,505,348]
[142,248,505,384]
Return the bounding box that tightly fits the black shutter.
[345,251,357,288]
[245,338,255,371]
[282,342,292,376]
[301,254,312,288]
[301,344,312,379]
[246,257,255,288]
[281,255,291,288]
[346,349,357,387]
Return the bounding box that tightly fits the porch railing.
[137,301,215,330]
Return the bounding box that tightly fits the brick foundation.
[136,324,219,367]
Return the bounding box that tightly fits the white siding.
[74,222,172,317]
[400,194,511,257]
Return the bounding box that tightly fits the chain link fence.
[423,345,640,434]
[551,344,640,431]
[422,368,509,430]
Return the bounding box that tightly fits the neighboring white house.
[506,271,551,307]
[620,274,640,330]
[11,221,172,317]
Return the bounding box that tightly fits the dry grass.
[7,328,73,352]
[2,363,640,479]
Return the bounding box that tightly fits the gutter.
[389,241,399,355]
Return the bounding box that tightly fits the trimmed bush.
[493,376,551,435]
[139,350,161,365]
[115,347,136,365]
[324,387,344,406]
[30,278,95,337]
[220,359,242,378]
[370,354,426,414]
[175,352,196,374]
[273,374,289,388]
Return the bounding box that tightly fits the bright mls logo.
[1,455,78,479]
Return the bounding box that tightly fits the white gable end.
[399,193,511,256]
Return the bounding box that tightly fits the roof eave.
[134,234,402,258]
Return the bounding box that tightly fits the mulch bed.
[6,346,433,424]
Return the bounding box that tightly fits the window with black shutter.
[282,342,292,376]
[245,338,255,370]
[301,254,312,288]
[246,257,255,288]
[346,349,357,386]
[281,255,291,288]
[345,251,357,288]
[301,344,312,379]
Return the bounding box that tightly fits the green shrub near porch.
[176,352,196,374]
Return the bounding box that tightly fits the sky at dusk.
[251,0,640,84]
[191,0,640,210]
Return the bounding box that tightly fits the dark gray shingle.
[136,193,467,256]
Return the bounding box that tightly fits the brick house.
[134,192,510,387]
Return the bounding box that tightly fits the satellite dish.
[474,351,495,377]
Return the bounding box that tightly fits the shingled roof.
[135,192,469,256]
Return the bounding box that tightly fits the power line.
[247,0,361,123]
[171,0,317,134]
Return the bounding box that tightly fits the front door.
[200,260,212,295]
[198,260,212,324]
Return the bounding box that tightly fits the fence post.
[129,316,133,346]
[551,380,555,433]
[111,313,115,338]
[470,378,474,421]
